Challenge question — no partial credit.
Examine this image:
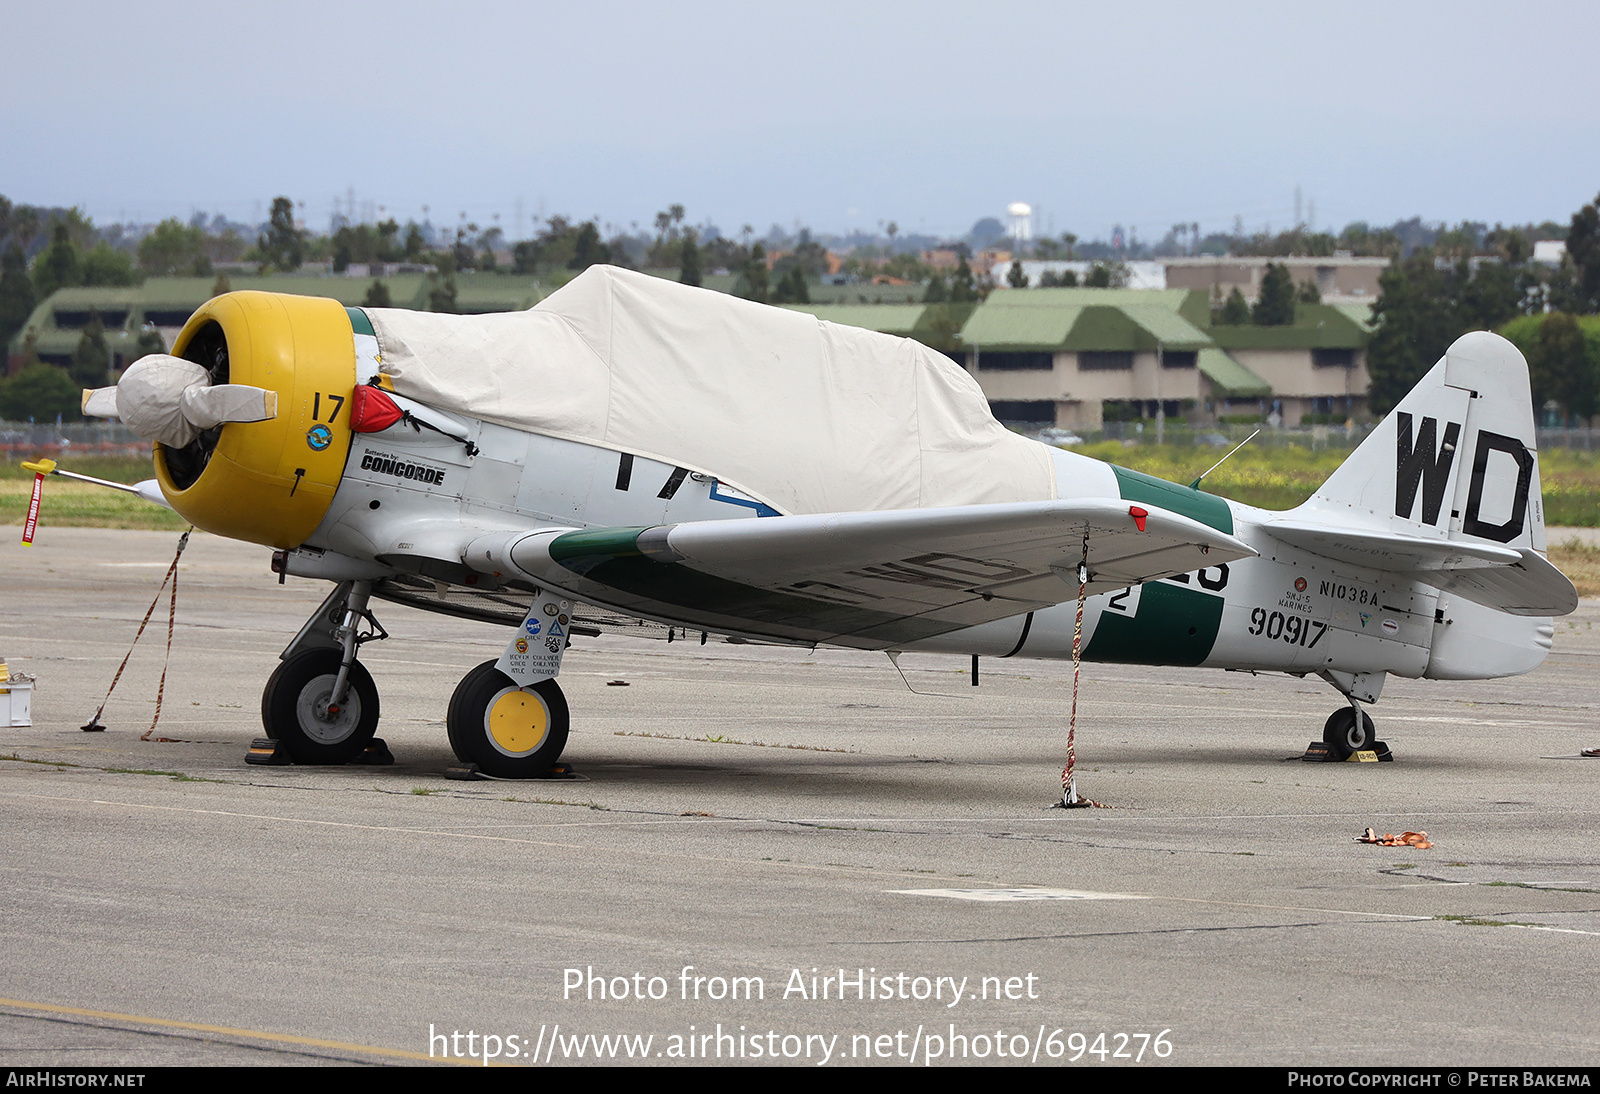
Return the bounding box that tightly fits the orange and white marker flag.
[20,458,55,546]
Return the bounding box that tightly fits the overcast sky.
[4,1,1597,242]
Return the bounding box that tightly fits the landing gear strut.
[261,580,388,764]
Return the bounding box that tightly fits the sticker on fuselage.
[359,449,448,486]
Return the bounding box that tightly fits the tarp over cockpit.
[366,266,1055,516]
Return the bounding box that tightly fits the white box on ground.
[1,676,33,727]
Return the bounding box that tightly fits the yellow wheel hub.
[488,690,550,755]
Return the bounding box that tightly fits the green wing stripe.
[1111,465,1233,534]
[345,307,376,337]
[548,527,650,569]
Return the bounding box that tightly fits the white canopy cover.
[368,266,1055,516]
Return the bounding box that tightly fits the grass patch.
[104,766,217,782]
[1548,539,1600,597]
[1435,914,1543,928]
[1484,880,1597,894]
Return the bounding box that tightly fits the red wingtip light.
[350,384,403,433]
[1129,505,1148,532]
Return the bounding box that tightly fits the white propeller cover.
[80,354,277,448]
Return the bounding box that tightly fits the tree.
[257,197,305,271]
[365,279,392,308]
[1007,260,1028,289]
[70,312,111,387]
[31,223,83,297]
[1084,263,1111,288]
[949,256,978,302]
[1365,255,1463,412]
[427,274,457,313]
[569,221,611,271]
[0,362,80,421]
[1528,313,1595,422]
[138,218,208,275]
[1566,190,1600,313]
[81,243,136,286]
[773,266,809,304]
[1216,288,1250,325]
[1457,259,1523,331]
[1296,279,1321,305]
[922,273,949,303]
[736,243,769,303]
[1253,262,1296,325]
[0,243,35,350]
[211,272,232,298]
[678,232,701,286]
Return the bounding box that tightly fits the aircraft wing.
[1259,518,1577,616]
[470,498,1256,648]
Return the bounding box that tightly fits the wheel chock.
[445,761,579,781]
[1301,740,1394,762]
[350,737,394,765]
[246,738,294,765]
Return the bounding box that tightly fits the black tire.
[1323,706,1377,759]
[261,650,379,765]
[446,660,569,778]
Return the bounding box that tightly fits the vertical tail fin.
[1298,331,1545,552]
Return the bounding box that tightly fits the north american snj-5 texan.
[51,266,1574,777]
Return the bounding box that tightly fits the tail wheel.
[1323,707,1376,760]
[447,660,569,778]
[262,649,379,764]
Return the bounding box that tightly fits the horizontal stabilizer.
[1259,518,1575,616]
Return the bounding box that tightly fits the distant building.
[6,273,550,376]
[957,288,1371,429]
[1533,240,1567,266]
[998,260,1167,290]
[1164,255,1388,303]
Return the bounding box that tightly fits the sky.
[4,0,1599,243]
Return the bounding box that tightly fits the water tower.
[1007,202,1033,245]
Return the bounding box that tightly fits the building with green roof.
[956,287,1368,429]
[5,272,550,374]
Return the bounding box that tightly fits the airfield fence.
[1,420,148,461]
[1021,421,1600,452]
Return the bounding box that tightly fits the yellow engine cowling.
[156,292,357,549]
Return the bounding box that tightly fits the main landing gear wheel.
[447,660,569,778]
[261,649,380,764]
[1323,706,1377,760]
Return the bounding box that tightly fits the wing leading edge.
[466,498,1256,649]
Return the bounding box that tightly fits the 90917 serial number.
[1248,608,1328,647]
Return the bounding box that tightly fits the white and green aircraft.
[67,267,1575,777]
